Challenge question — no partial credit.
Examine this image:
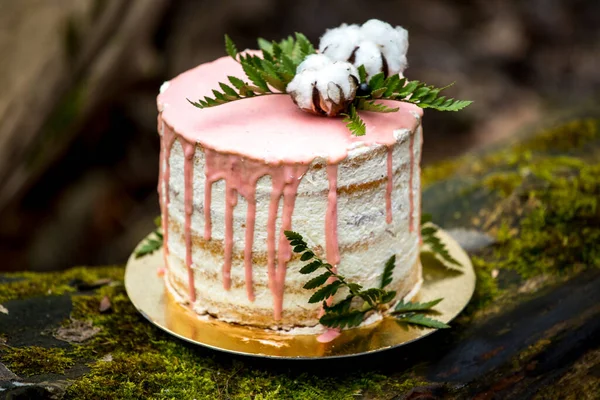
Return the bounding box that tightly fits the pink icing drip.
[244,188,257,302]
[203,178,212,240]
[273,165,309,320]
[408,131,415,233]
[319,164,341,313]
[223,184,238,290]
[386,146,393,224]
[157,115,166,271]
[204,149,309,308]
[325,164,340,266]
[181,137,197,302]
[317,328,341,343]
[266,192,280,296]
[158,115,177,265]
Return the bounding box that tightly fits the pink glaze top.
[157,54,423,164]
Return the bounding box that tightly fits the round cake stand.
[124,229,475,359]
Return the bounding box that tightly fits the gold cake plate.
[125,229,475,359]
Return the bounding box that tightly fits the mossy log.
[1,116,599,399]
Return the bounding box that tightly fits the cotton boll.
[360,19,396,43]
[315,61,359,103]
[286,69,318,111]
[296,54,332,74]
[287,61,358,116]
[318,19,410,80]
[378,27,409,76]
[353,40,383,80]
[361,20,409,76]
[319,24,362,62]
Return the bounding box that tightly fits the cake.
[155,20,467,334]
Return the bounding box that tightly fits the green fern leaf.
[323,294,354,314]
[284,230,303,241]
[393,298,443,314]
[134,229,163,259]
[279,53,297,77]
[357,65,368,83]
[300,260,323,274]
[225,34,238,59]
[421,213,433,224]
[370,88,387,99]
[383,75,403,97]
[241,61,270,92]
[380,255,396,288]
[257,37,273,55]
[294,32,316,59]
[358,288,387,306]
[421,223,462,267]
[358,100,399,113]
[424,99,473,112]
[309,280,343,303]
[218,83,240,99]
[341,104,367,137]
[303,272,332,290]
[396,314,450,329]
[320,310,366,329]
[368,73,385,90]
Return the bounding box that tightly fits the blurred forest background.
[0,0,598,272]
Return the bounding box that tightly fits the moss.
[378,375,428,397]
[481,172,524,198]
[466,256,500,313]
[517,118,599,153]
[422,119,600,311]
[422,158,463,187]
[2,346,74,377]
[65,341,397,399]
[488,158,600,279]
[421,118,599,189]
[61,281,422,399]
[0,266,123,304]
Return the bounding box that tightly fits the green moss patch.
[422,118,600,314]
[2,346,74,377]
[0,266,124,304]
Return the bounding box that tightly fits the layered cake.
[156,21,437,332]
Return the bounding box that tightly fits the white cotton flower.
[319,19,409,80]
[352,40,383,81]
[286,55,358,117]
[318,23,362,61]
[296,53,332,74]
[361,19,409,77]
